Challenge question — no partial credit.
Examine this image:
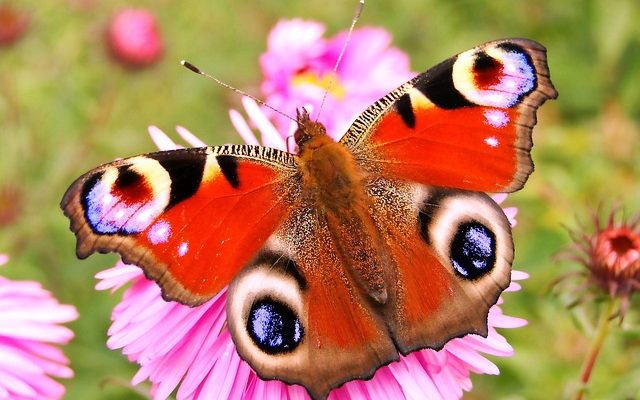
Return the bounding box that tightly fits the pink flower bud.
[107,9,163,68]
[564,207,640,320]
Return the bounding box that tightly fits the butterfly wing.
[61,145,299,306]
[323,39,555,375]
[340,38,557,193]
[225,203,398,400]
[223,181,514,400]
[367,178,513,353]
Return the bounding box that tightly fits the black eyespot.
[247,298,303,355]
[450,222,496,279]
[115,166,142,188]
[473,51,500,72]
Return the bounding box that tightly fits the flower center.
[292,70,346,100]
[598,228,640,271]
[610,234,633,255]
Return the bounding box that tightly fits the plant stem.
[574,299,617,400]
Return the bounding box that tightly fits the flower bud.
[107,9,163,68]
[0,5,29,47]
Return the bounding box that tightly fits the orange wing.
[61,145,299,305]
[340,38,557,193]
[226,203,398,400]
[365,178,514,354]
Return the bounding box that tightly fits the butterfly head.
[294,108,329,151]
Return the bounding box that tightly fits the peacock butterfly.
[61,38,556,399]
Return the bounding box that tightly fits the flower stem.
[574,299,617,400]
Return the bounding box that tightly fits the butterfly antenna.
[315,0,365,122]
[181,60,297,125]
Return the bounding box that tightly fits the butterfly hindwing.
[61,145,299,305]
[226,202,398,400]
[341,38,558,193]
[366,178,513,353]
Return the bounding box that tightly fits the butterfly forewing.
[61,145,300,305]
[341,38,557,193]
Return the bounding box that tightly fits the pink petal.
[242,97,287,150]
[148,125,180,150]
[511,270,530,281]
[488,311,528,329]
[0,323,74,343]
[95,263,142,291]
[0,344,45,375]
[491,193,508,204]
[229,109,261,145]
[0,260,76,399]
[0,368,38,397]
[176,126,207,147]
[505,281,522,292]
[445,341,499,375]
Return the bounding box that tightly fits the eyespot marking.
[114,167,152,203]
[450,222,496,279]
[472,51,503,89]
[247,298,303,355]
[453,42,537,108]
[80,157,171,235]
[81,172,117,234]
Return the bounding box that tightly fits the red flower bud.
[566,207,640,319]
[0,5,29,47]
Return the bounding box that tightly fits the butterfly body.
[296,111,391,303]
[62,39,557,399]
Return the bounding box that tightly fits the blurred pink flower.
[0,254,78,399]
[97,100,526,399]
[260,19,414,138]
[107,8,163,68]
[0,4,29,47]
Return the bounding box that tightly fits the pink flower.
[107,8,163,68]
[260,19,414,138]
[97,100,526,399]
[0,254,78,399]
[0,4,29,47]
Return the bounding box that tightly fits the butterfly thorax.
[295,111,390,304]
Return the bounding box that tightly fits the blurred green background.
[1,0,639,399]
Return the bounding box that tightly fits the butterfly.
[61,38,556,400]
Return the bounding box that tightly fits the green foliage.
[1,0,639,398]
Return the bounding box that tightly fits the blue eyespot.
[247,298,303,354]
[450,222,496,279]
